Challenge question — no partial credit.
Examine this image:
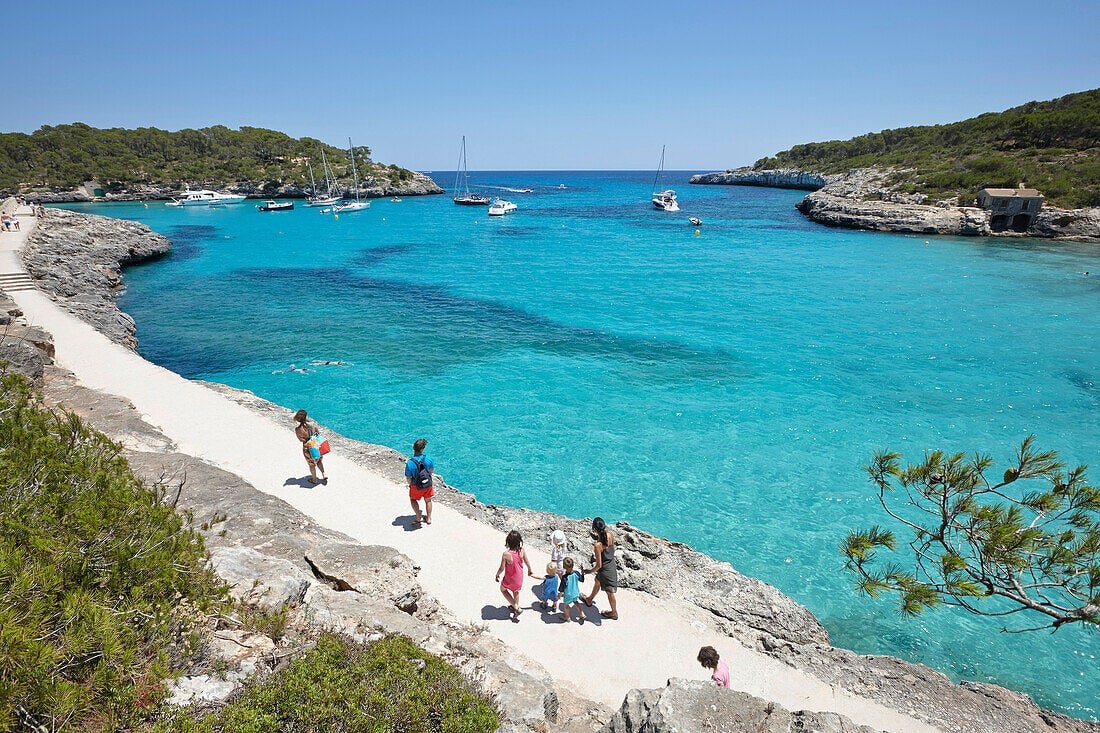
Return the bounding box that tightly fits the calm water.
[67,172,1100,718]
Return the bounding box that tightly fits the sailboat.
[453,136,489,206]
[306,149,342,207]
[651,145,679,212]
[332,139,370,214]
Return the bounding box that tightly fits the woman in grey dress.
[581,517,619,620]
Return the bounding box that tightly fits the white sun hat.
[550,529,566,546]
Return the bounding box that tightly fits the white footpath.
[3,212,940,733]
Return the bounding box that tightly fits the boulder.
[0,339,48,383]
[209,546,312,608]
[603,679,882,733]
[1030,206,1100,241]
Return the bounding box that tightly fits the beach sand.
[3,211,939,732]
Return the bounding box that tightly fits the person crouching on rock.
[404,438,434,527]
[697,645,730,688]
[495,530,535,620]
[293,409,327,485]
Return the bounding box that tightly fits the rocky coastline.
[691,166,1100,242]
[4,208,1099,732]
[20,171,444,204]
[689,167,834,190]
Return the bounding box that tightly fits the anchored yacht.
[166,189,247,207]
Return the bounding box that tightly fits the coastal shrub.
[153,633,500,733]
[0,124,424,196]
[0,373,226,731]
[758,88,1100,207]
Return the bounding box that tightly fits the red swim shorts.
[409,485,435,501]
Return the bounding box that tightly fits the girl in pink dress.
[495,530,536,620]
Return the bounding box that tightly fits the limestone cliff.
[690,167,834,190]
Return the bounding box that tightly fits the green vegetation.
[155,634,500,733]
[842,437,1100,632]
[0,373,226,731]
[0,372,497,731]
[755,89,1100,207]
[0,123,421,194]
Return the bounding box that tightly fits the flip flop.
[424,517,432,525]
[581,597,593,607]
[600,611,618,620]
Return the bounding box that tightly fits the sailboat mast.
[321,148,333,196]
[652,145,665,193]
[307,160,317,197]
[454,136,465,197]
[349,137,361,203]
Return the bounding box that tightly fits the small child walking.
[549,529,567,572]
[540,562,561,611]
[559,557,586,623]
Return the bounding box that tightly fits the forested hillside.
[0,123,419,194]
[754,89,1100,207]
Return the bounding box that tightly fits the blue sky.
[3,0,1098,170]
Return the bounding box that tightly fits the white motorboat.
[650,146,680,212]
[167,189,247,207]
[488,198,517,216]
[329,138,370,215]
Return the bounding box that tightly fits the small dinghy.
[689,217,702,226]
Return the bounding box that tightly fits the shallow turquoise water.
[68,172,1100,718]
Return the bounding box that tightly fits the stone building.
[977,187,1044,232]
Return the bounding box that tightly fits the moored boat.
[329,138,370,215]
[258,200,294,211]
[306,149,342,207]
[166,189,247,207]
[453,136,490,206]
[651,146,680,212]
[488,198,517,216]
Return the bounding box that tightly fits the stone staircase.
[0,272,35,293]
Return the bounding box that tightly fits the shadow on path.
[392,515,422,532]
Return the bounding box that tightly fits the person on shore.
[581,517,619,620]
[495,529,535,620]
[293,409,327,485]
[549,529,567,573]
[539,562,561,612]
[559,556,585,623]
[697,646,730,688]
[404,438,434,526]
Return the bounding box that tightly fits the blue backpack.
[411,456,433,489]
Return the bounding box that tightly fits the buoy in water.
[695,229,700,236]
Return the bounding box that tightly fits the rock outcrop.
[1030,205,1100,242]
[690,167,834,190]
[604,679,882,733]
[0,287,54,384]
[23,172,444,203]
[20,208,171,349]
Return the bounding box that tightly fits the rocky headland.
[691,166,1100,242]
[22,171,444,204]
[3,207,1098,733]
[690,167,834,190]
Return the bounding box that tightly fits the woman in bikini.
[293,409,327,484]
[581,517,619,619]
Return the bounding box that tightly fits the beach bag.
[412,456,433,489]
[319,438,331,456]
[306,433,323,460]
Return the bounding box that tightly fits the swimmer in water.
[310,360,351,367]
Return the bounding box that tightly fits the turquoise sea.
[67,172,1100,719]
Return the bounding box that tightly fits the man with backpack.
[404,438,435,527]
